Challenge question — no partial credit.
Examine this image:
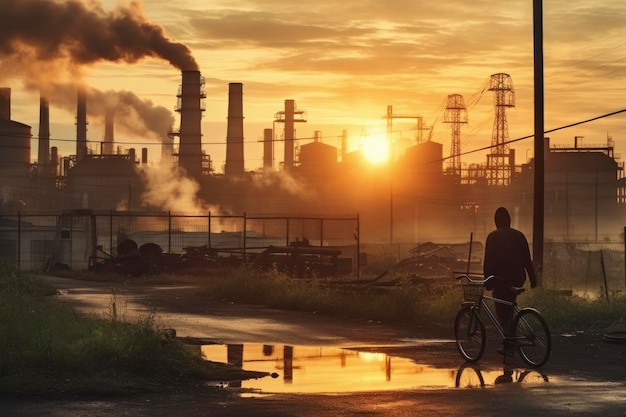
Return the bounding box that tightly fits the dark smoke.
[90,89,176,140]
[0,0,198,71]
[23,79,175,140]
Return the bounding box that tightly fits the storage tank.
[0,88,32,177]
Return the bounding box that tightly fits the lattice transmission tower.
[487,73,515,186]
[443,94,468,180]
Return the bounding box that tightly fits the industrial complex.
[0,70,624,245]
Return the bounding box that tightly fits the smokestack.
[141,148,148,164]
[225,82,245,176]
[103,109,114,154]
[51,147,59,176]
[0,88,11,120]
[38,95,51,173]
[76,87,88,161]
[263,128,273,170]
[176,71,205,179]
[161,135,175,165]
[284,99,295,168]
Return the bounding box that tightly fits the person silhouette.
[483,207,537,356]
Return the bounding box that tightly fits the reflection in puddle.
[200,343,551,394]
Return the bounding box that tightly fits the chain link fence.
[356,239,626,299]
[543,241,625,298]
[0,211,360,275]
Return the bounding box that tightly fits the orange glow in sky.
[1,0,625,172]
[362,133,390,164]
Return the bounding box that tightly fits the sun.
[362,133,390,164]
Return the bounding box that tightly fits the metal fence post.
[208,211,212,249]
[357,214,360,279]
[109,211,113,255]
[320,219,324,247]
[243,212,247,261]
[17,211,21,270]
[286,217,290,246]
[168,211,172,253]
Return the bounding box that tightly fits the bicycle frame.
[455,273,551,366]
[472,294,517,340]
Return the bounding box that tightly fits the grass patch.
[195,266,460,329]
[522,288,626,332]
[185,265,626,334]
[0,260,265,397]
[57,262,626,334]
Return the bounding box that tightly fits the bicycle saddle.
[511,286,526,295]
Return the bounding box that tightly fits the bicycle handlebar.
[455,274,502,284]
[456,274,526,295]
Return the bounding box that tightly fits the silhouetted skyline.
[1,0,625,172]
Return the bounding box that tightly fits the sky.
[2,0,626,173]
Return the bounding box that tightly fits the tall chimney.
[38,95,50,173]
[0,88,11,120]
[263,128,273,170]
[103,109,114,155]
[76,87,88,161]
[141,148,148,164]
[161,135,175,165]
[177,70,205,180]
[51,146,59,176]
[283,99,295,168]
[225,82,245,176]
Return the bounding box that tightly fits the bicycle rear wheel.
[454,305,485,362]
[513,308,551,367]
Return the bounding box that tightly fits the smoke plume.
[23,79,175,141]
[139,164,219,214]
[0,0,197,71]
[89,88,175,141]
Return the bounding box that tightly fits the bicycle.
[454,273,551,367]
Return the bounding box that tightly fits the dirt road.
[3,276,626,416]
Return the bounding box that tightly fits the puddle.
[200,343,551,394]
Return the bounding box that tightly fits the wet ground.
[3,276,626,416]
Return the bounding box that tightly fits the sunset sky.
[2,0,626,172]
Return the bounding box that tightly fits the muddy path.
[3,276,626,416]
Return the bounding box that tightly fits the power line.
[440,108,626,162]
[5,109,625,159]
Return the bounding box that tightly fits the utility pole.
[533,0,545,276]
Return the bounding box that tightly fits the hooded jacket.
[483,207,537,290]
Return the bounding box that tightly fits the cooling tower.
[225,82,245,176]
[76,88,88,161]
[176,70,205,180]
[38,95,50,173]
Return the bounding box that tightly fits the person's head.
[494,206,511,228]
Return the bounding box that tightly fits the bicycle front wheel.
[513,308,551,367]
[454,305,485,362]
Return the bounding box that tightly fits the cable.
[440,108,626,163]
